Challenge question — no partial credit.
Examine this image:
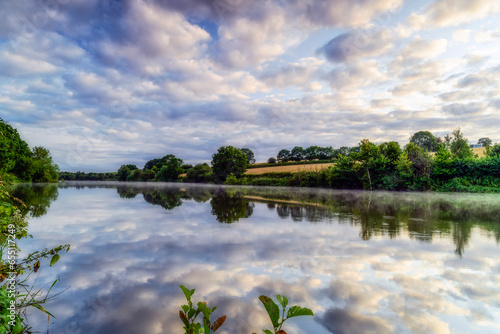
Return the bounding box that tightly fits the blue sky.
[1,0,499,172]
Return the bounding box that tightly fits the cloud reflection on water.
[16,183,500,333]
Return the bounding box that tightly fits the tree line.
[58,127,500,192]
[0,119,59,183]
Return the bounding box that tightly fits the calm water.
[11,182,500,334]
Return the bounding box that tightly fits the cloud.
[317,29,394,63]
[320,308,393,334]
[393,37,448,68]
[408,0,500,29]
[258,58,324,88]
[452,29,471,42]
[325,60,387,90]
[441,102,484,116]
[475,30,500,43]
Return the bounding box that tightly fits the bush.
[184,163,214,183]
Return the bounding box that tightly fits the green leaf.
[180,285,195,301]
[188,308,196,319]
[258,295,280,328]
[197,302,211,319]
[181,305,189,313]
[276,295,288,308]
[263,330,273,334]
[50,254,60,266]
[286,305,314,319]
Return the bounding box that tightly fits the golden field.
[245,147,487,175]
[245,163,334,175]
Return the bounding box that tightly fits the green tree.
[155,154,184,182]
[449,128,473,160]
[31,146,59,182]
[211,146,248,183]
[478,137,492,147]
[0,118,32,179]
[117,164,138,181]
[304,146,320,160]
[318,146,335,160]
[184,163,213,183]
[143,158,163,171]
[267,157,276,164]
[488,143,500,158]
[410,131,438,151]
[404,143,433,178]
[277,149,290,162]
[290,146,304,161]
[379,141,402,167]
[240,148,256,165]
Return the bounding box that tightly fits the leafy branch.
[257,294,314,334]
[179,285,226,334]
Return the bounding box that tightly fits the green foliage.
[210,189,253,223]
[0,182,69,333]
[211,146,248,183]
[184,164,214,183]
[478,137,492,147]
[155,155,184,182]
[259,294,313,334]
[290,146,304,161]
[59,171,117,181]
[267,157,276,164]
[449,128,473,160]
[241,148,256,165]
[379,141,402,167]
[0,119,59,182]
[277,149,290,162]
[0,119,31,175]
[178,285,226,334]
[410,130,438,151]
[489,143,500,158]
[126,169,142,181]
[117,164,138,181]
[404,143,432,179]
[325,154,362,189]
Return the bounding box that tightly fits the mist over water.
[13,182,500,334]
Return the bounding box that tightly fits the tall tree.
[478,137,492,147]
[211,146,248,183]
[117,164,138,181]
[290,146,304,161]
[450,128,473,159]
[0,118,32,177]
[277,149,291,162]
[30,146,59,182]
[410,131,438,151]
[154,154,184,182]
[240,148,256,164]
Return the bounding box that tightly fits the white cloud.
[408,0,500,29]
[452,29,471,42]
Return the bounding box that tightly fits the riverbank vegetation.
[0,181,70,333]
[72,128,500,193]
[0,119,59,183]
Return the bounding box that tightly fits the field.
[472,146,486,157]
[245,147,487,175]
[244,163,334,175]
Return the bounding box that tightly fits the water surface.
[12,182,500,334]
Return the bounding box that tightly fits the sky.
[1,0,499,172]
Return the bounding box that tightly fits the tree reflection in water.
[19,182,500,257]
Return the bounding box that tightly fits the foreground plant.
[258,294,314,334]
[0,181,70,333]
[179,285,226,334]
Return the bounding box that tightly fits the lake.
[11,182,500,334]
